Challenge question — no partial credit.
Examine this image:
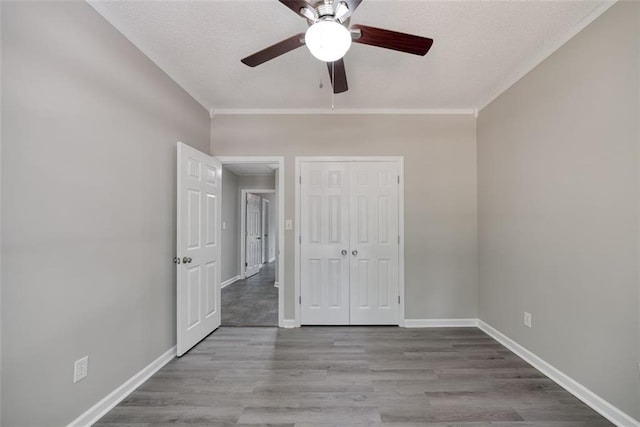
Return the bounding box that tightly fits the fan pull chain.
[319,61,324,89]
[331,61,335,111]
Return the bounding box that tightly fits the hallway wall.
[221,167,240,283]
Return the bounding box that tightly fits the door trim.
[294,156,405,327]
[216,156,285,328]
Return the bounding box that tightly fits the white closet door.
[349,161,400,324]
[245,193,262,277]
[300,162,350,325]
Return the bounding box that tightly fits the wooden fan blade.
[278,0,312,18]
[241,33,305,67]
[351,24,433,56]
[327,58,348,94]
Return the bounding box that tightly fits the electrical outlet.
[73,356,89,383]
[524,312,532,328]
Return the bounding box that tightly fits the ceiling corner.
[476,0,617,113]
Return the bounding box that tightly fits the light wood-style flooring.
[96,326,612,426]
[221,262,277,326]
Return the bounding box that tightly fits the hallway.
[221,262,277,326]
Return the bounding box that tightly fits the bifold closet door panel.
[349,161,400,325]
[300,162,351,325]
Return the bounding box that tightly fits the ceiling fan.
[241,0,434,94]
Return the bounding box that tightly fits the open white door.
[176,142,221,356]
[245,193,262,277]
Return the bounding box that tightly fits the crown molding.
[211,108,476,116]
[478,0,617,112]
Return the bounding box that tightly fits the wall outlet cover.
[74,356,89,383]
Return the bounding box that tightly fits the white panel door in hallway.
[177,142,222,356]
[245,193,262,277]
[300,162,351,325]
[300,160,401,325]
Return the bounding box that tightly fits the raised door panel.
[300,162,350,325]
[177,143,221,356]
[349,161,400,325]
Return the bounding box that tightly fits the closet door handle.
[352,250,358,256]
[341,250,348,256]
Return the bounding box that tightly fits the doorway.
[217,157,284,327]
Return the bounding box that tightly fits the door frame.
[217,156,285,328]
[294,156,405,327]
[241,189,274,277]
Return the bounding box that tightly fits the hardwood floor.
[221,262,277,326]
[96,327,612,426]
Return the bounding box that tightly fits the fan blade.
[278,0,313,18]
[351,24,433,56]
[327,58,348,94]
[241,33,305,67]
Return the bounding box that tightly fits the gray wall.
[221,167,240,282]
[211,114,478,320]
[1,2,210,425]
[477,1,639,419]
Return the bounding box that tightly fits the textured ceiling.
[90,0,611,111]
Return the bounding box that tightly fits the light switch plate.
[524,312,532,328]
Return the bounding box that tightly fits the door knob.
[341,250,347,256]
[173,257,180,264]
[183,257,191,264]
[352,250,358,256]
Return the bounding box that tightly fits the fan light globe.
[305,20,352,62]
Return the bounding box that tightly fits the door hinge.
[299,235,301,244]
[398,235,400,244]
[398,295,401,304]
[299,176,302,184]
[397,176,400,184]
[245,262,248,267]
[299,296,302,304]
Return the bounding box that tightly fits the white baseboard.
[281,319,296,328]
[478,321,639,427]
[67,346,176,427]
[403,318,479,328]
[221,275,240,289]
